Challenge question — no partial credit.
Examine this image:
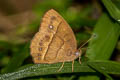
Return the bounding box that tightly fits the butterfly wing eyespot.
[49,25,53,29]
[39,10,61,33]
[51,16,56,20]
[66,50,72,56]
[39,47,42,51]
[45,35,50,41]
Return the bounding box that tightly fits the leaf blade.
[86,13,120,60]
[1,61,120,80]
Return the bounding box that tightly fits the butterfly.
[30,9,91,72]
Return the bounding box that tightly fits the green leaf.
[86,13,120,60]
[88,61,113,80]
[1,61,120,80]
[80,13,120,80]
[102,0,120,23]
[0,62,95,80]
[87,61,120,75]
[87,60,120,80]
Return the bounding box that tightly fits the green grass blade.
[0,61,120,80]
[88,62,113,80]
[86,13,120,60]
[87,61,120,75]
[87,60,120,80]
[80,13,120,80]
[0,62,95,80]
[102,0,120,23]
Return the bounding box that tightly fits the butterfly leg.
[77,35,93,65]
[79,49,82,64]
[72,60,74,72]
[57,62,65,72]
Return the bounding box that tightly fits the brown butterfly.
[30,9,91,72]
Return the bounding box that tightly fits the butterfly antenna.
[77,35,94,64]
[79,35,94,49]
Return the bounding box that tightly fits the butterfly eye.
[75,52,80,56]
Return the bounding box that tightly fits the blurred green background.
[0,0,120,80]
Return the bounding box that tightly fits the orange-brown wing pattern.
[30,9,62,63]
[30,9,77,64]
[53,21,77,62]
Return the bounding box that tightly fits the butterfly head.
[75,49,82,57]
[74,49,82,64]
[75,51,80,57]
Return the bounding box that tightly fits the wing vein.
[43,21,62,60]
